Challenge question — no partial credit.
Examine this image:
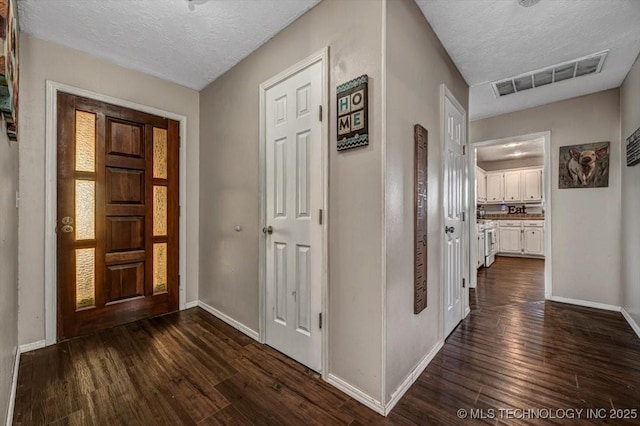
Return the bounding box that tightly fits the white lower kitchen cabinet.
[498,220,545,258]
[523,228,544,255]
[499,227,522,254]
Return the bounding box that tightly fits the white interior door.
[443,94,466,338]
[264,60,323,371]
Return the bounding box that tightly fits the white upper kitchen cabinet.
[522,167,543,202]
[476,167,487,203]
[486,172,504,203]
[504,171,522,202]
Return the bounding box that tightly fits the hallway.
[391,258,640,424]
[13,258,640,424]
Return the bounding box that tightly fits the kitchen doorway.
[469,131,552,310]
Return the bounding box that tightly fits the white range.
[477,220,498,268]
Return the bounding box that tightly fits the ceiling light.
[186,0,208,11]
[512,151,524,157]
[505,143,520,148]
[518,0,542,7]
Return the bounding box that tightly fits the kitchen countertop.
[483,214,544,220]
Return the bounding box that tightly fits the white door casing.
[443,89,467,338]
[44,81,189,346]
[263,59,324,372]
[469,131,552,299]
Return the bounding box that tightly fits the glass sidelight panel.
[75,111,96,172]
[153,128,168,179]
[153,243,168,294]
[153,186,167,236]
[76,248,96,309]
[75,180,96,240]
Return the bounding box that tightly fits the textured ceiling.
[18,0,320,90]
[477,138,544,163]
[416,0,640,120]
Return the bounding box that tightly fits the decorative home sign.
[626,127,640,167]
[336,75,368,151]
[559,141,610,189]
[414,124,428,314]
[0,0,18,141]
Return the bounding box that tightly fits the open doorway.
[469,132,552,311]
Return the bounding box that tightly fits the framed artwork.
[0,0,18,141]
[559,141,610,188]
[414,124,428,314]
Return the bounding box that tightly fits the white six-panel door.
[443,94,466,338]
[264,61,323,371]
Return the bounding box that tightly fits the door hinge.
[319,105,323,122]
[462,145,466,155]
[461,212,465,222]
[178,274,181,287]
[462,278,466,288]
[319,209,323,225]
[319,313,323,329]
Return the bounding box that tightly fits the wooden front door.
[56,93,179,340]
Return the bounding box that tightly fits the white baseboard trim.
[326,374,384,415]
[184,300,198,309]
[19,340,46,353]
[384,340,444,415]
[197,301,260,342]
[5,347,19,426]
[621,307,640,339]
[549,296,621,312]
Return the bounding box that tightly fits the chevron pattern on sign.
[337,134,368,151]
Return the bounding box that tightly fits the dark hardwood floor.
[14,257,640,425]
[471,256,545,310]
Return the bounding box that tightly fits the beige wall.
[478,156,543,171]
[383,0,468,400]
[0,130,18,424]
[471,89,622,306]
[199,0,385,400]
[18,34,200,345]
[621,53,640,327]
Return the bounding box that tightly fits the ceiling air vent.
[491,50,608,98]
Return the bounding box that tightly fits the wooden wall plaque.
[414,124,428,314]
[626,127,640,167]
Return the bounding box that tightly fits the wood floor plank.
[198,405,254,426]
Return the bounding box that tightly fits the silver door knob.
[262,226,273,235]
[445,226,455,234]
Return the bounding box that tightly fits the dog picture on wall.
[559,141,610,188]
